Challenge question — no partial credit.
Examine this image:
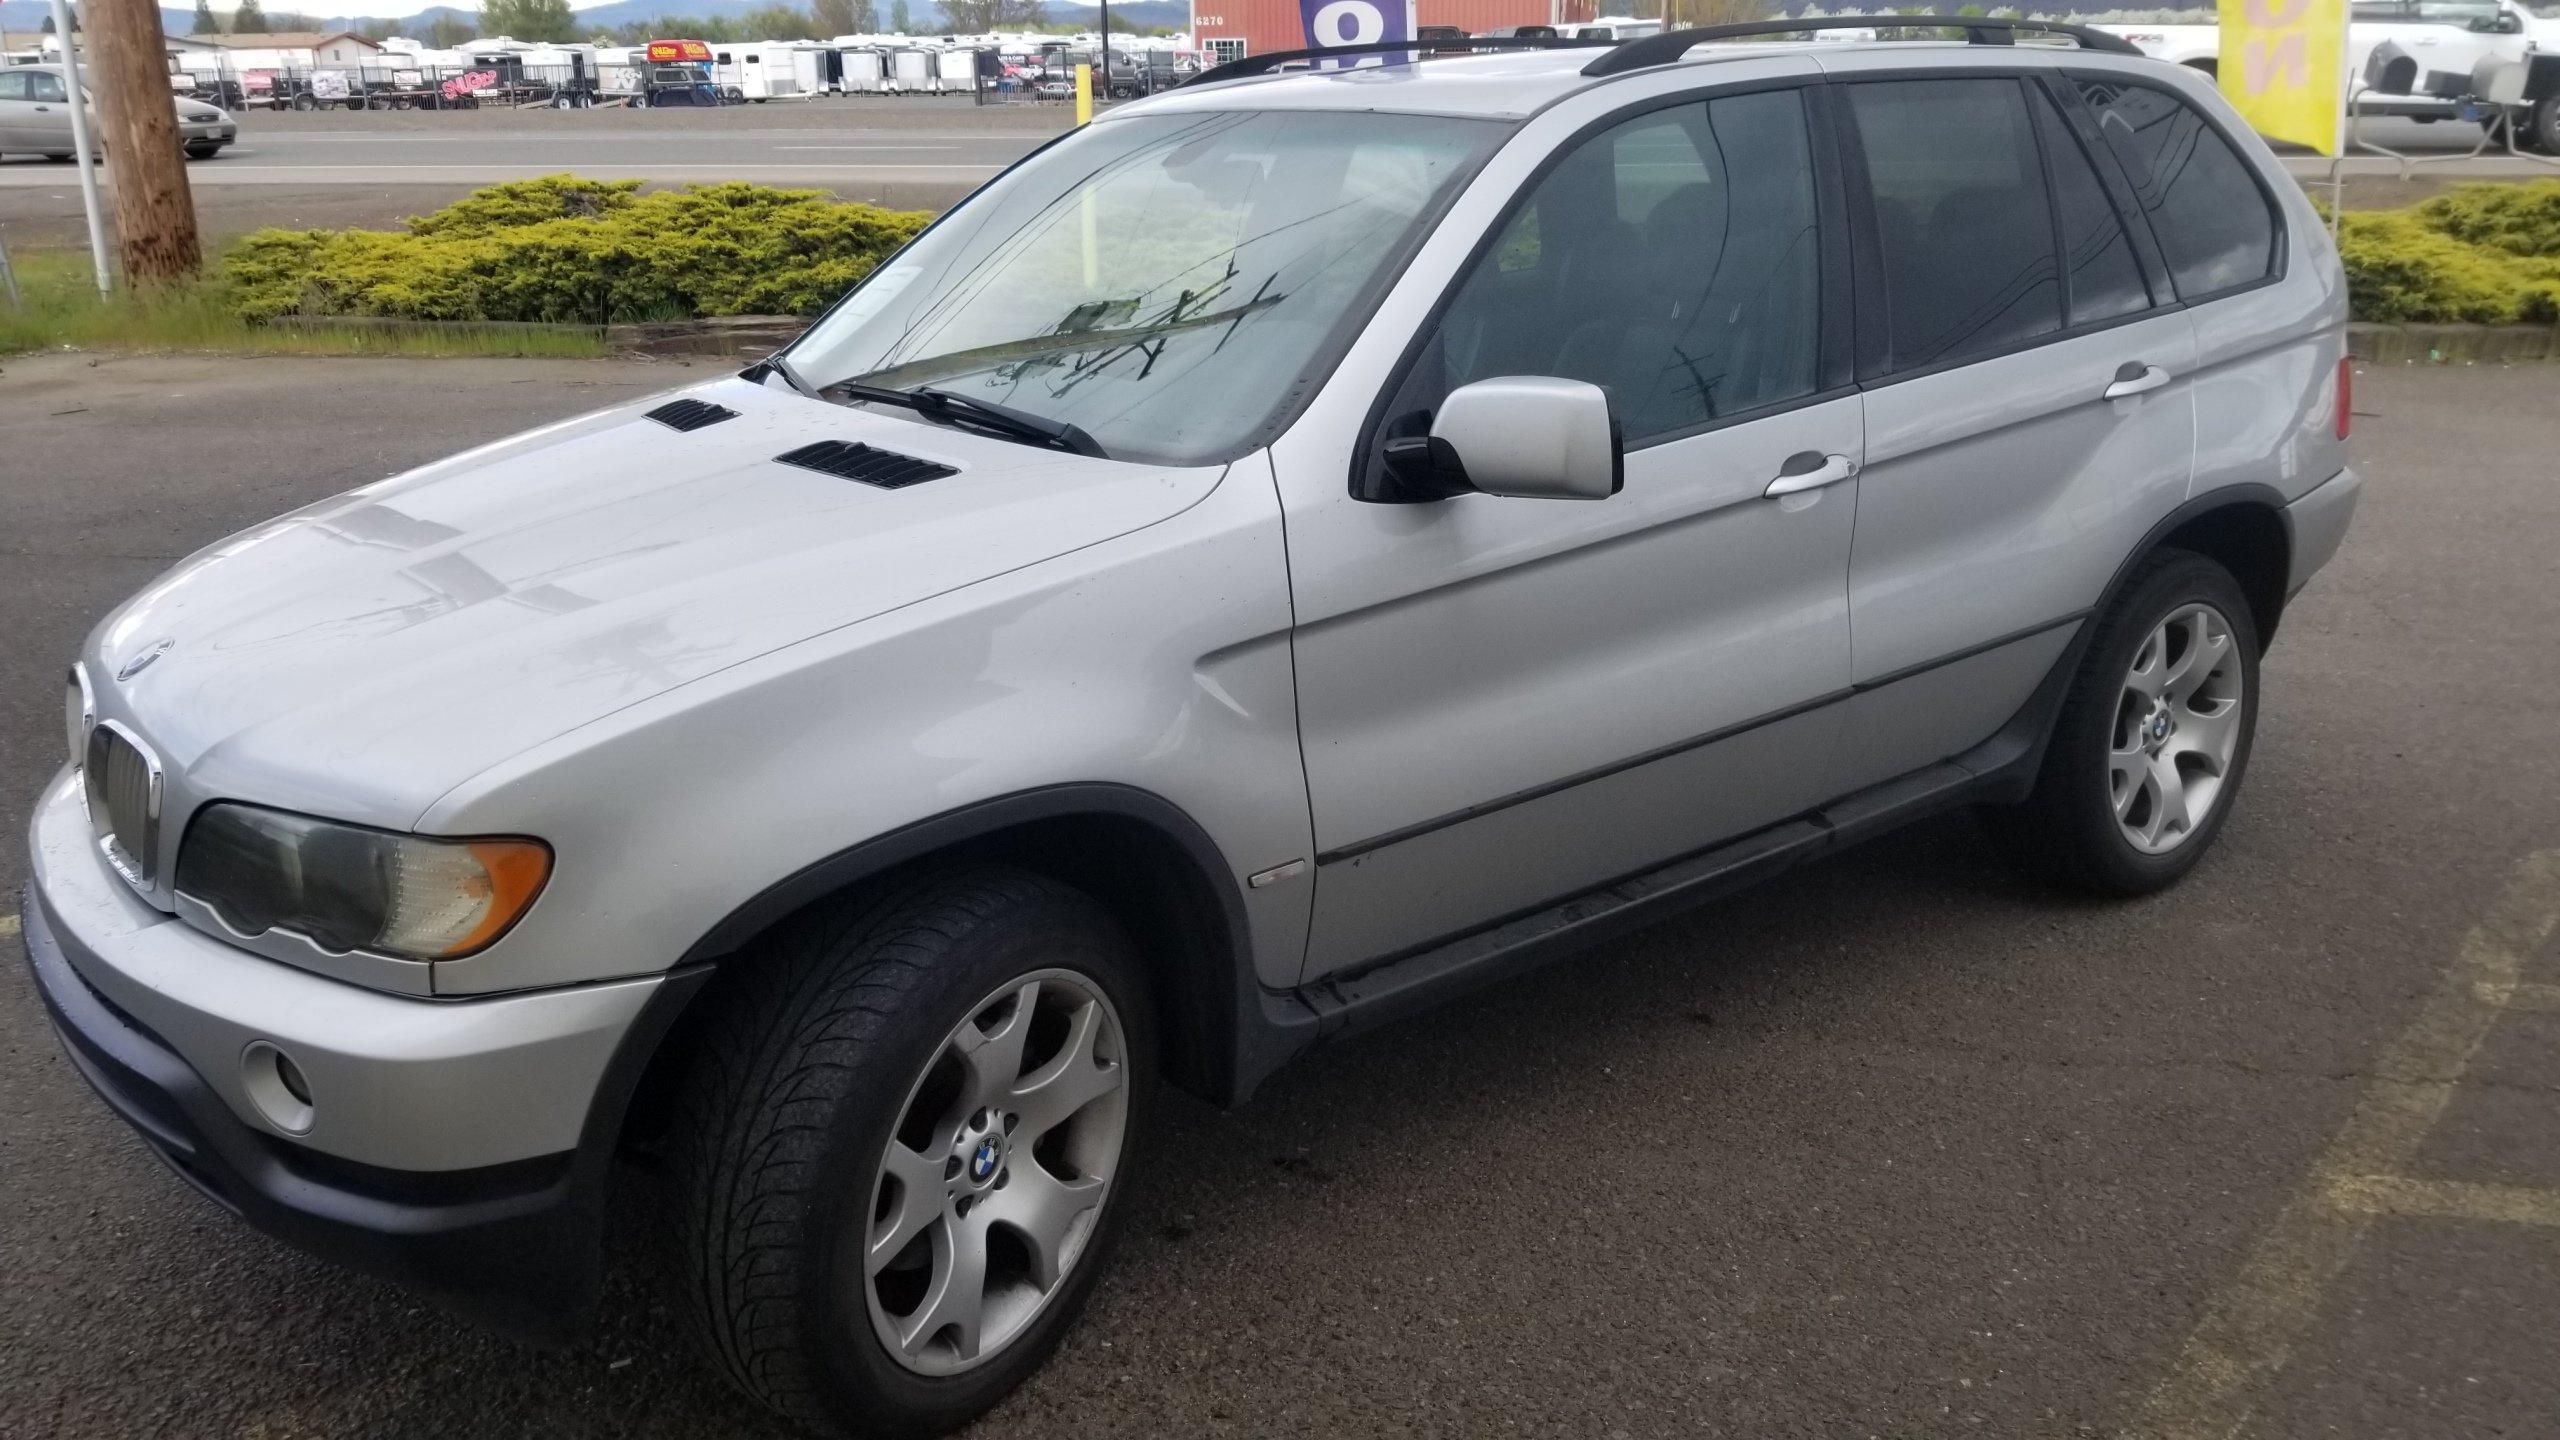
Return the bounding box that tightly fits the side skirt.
[1232,621,2084,1097]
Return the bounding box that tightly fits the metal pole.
[1098,0,1109,106]
[49,0,114,294]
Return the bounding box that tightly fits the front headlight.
[176,803,551,961]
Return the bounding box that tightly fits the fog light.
[240,1041,316,1135]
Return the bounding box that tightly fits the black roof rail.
[1581,14,2143,76]
[1183,35,1610,88]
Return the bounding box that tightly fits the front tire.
[1989,549,2260,895]
[664,864,1153,1439]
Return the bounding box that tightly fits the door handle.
[2104,363,2171,400]
[1765,452,1856,498]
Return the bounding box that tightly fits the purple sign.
[1297,0,1420,67]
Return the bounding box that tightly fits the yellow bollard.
[1074,62,1092,126]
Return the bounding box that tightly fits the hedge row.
[216,174,2560,331]
[219,176,931,325]
[2337,181,2560,325]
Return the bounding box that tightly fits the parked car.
[0,64,235,160]
[25,23,2359,1440]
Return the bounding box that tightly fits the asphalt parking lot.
[3,352,2557,1439]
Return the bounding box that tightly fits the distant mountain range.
[1,0,1190,37]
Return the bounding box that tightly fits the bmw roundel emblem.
[969,1138,1001,1183]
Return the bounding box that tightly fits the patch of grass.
[0,249,609,359]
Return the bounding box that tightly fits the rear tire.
[1987,549,2260,895]
[2528,96,2560,155]
[662,863,1153,1440]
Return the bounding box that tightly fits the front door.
[1281,84,1863,976]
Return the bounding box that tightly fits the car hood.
[86,374,1227,830]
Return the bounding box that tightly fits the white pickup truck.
[2097,0,2560,148]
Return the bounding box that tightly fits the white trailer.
[711,44,813,100]
[888,47,938,93]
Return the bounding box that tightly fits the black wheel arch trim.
[668,783,1260,1106]
[2111,482,2296,643]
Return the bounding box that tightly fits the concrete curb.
[2349,322,2560,364]
[266,314,804,361]
[607,315,803,359]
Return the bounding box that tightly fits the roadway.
[4,105,2544,250]
[0,105,2546,193]
[2,354,2558,1438]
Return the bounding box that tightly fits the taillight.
[2336,357,2353,441]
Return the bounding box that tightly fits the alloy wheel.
[2110,601,2247,855]
[860,968,1129,1376]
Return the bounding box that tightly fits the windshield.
[784,109,1508,466]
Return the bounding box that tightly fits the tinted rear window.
[1846,78,2062,371]
[2074,79,2280,300]
[2032,87,2152,326]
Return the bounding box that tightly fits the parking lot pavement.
[3,352,2556,1439]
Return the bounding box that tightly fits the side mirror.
[1383,376,1623,502]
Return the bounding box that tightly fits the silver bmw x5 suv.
[24,19,2360,1438]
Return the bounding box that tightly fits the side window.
[1845,78,2061,372]
[29,71,70,104]
[1411,88,1823,447]
[2031,87,2152,326]
[0,72,26,102]
[2074,79,2281,301]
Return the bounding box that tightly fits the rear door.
[2067,72,2325,510]
[1280,76,1864,976]
[1827,63,2199,792]
[0,71,29,150]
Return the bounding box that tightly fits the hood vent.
[774,440,959,490]
[645,399,739,432]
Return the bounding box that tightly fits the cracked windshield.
[784,110,1507,465]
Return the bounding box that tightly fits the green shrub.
[2404,179,2560,259]
[2335,181,2560,325]
[217,175,932,326]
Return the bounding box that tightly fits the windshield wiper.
[829,379,1107,459]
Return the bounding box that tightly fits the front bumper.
[177,119,235,146]
[21,769,705,1341]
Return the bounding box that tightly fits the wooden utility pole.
[79,0,201,285]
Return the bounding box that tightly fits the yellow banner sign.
[2219,0,2349,155]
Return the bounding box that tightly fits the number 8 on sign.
[1299,0,1417,68]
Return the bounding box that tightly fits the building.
[1188,0,1600,63]
[194,30,383,67]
